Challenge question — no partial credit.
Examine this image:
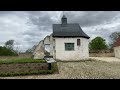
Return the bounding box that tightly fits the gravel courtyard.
[1,58,120,79]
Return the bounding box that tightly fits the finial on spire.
[63,11,65,16]
[62,11,66,18]
[61,11,67,25]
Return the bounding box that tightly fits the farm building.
[113,36,120,59]
[33,15,90,61]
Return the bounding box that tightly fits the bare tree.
[26,45,37,53]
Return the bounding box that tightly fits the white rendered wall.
[114,46,120,59]
[55,37,89,61]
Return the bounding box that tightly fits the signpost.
[44,56,56,70]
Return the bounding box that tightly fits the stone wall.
[0,53,32,60]
[19,53,32,58]
[89,50,114,57]
[33,34,54,59]
[33,40,45,59]
[114,46,120,59]
[89,52,114,57]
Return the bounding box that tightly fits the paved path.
[90,57,120,62]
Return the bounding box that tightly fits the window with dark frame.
[53,46,55,49]
[65,43,74,51]
[77,39,80,46]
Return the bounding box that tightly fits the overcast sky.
[0,11,120,52]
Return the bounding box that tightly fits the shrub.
[0,46,18,56]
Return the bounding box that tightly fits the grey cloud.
[26,11,120,32]
[27,11,55,26]
[65,11,120,27]
[22,30,43,36]
[0,11,120,52]
[0,11,14,15]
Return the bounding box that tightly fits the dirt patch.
[0,63,48,73]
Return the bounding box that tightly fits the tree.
[89,37,108,51]
[26,49,32,53]
[26,45,37,53]
[4,40,14,50]
[109,32,120,48]
[32,45,37,52]
[0,46,18,56]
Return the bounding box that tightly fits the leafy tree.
[89,37,108,51]
[5,40,14,50]
[0,46,18,56]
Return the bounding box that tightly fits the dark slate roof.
[52,23,90,39]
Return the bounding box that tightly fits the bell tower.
[61,12,67,25]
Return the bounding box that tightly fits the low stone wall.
[89,50,114,57]
[0,63,48,73]
[18,53,32,58]
[89,53,114,57]
[0,53,32,60]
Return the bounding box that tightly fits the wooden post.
[48,63,51,70]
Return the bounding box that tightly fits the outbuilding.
[33,15,90,61]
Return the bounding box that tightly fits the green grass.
[0,63,58,77]
[0,58,46,64]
